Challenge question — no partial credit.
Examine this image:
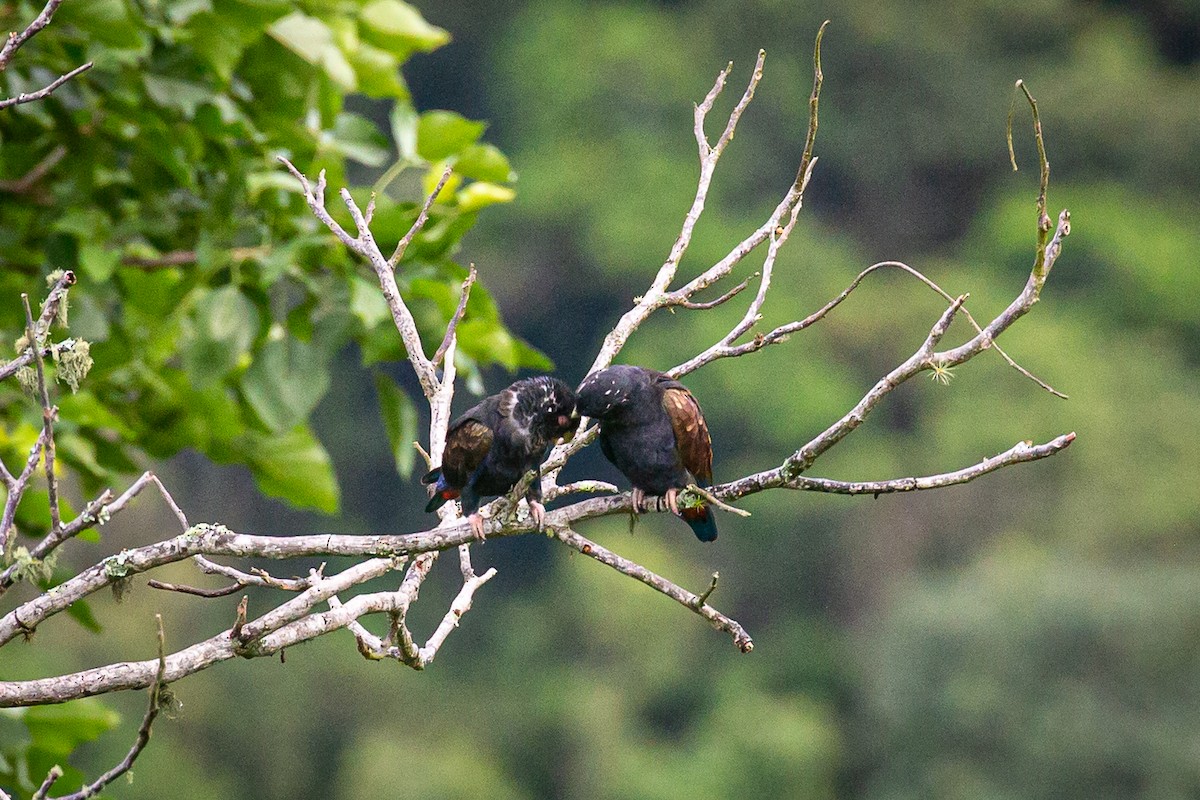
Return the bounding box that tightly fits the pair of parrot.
[422,365,718,542]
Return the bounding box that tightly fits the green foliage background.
[4,0,1200,798]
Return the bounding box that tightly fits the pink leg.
[664,488,679,515]
[631,488,645,513]
[468,512,486,542]
[529,500,546,530]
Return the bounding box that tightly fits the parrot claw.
[468,512,486,543]
[530,500,546,531]
[631,488,645,513]
[664,488,680,516]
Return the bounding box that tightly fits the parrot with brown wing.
[576,365,718,541]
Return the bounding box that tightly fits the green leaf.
[21,699,118,789]
[349,43,408,99]
[417,111,486,162]
[117,263,189,317]
[143,75,214,119]
[374,372,418,478]
[183,12,253,82]
[454,143,516,183]
[54,0,146,49]
[76,243,121,282]
[457,181,516,212]
[246,426,340,513]
[53,209,105,240]
[181,286,261,382]
[24,700,120,760]
[321,44,357,91]
[359,0,450,57]
[56,432,109,483]
[456,318,552,371]
[241,338,331,434]
[267,12,332,64]
[57,392,135,438]
[165,0,213,25]
[331,113,390,167]
[66,599,103,633]
[15,489,52,536]
[350,275,391,329]
[247,170,304,200]
[390,102,419,162]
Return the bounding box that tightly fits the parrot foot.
[468,512,486,543]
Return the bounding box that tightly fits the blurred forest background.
[3,0,1200,798]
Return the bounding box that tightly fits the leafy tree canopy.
[0,0,545,515]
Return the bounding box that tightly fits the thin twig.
[0,448,13,487]
[230,595,249,642]
[0,61,92,110]
[31,766,61,800]
[48,616,171,800]
[0,489,112,592]
[0,0,64,69]
[120,246,266,270]
[0,144,65,193]
[779,433,1077,496]
[147,579,245,598]
[673,273,757,310]
[413,440,433,470]
[415,566,497,667]
[433,265,476,366]
[672,258,1066,397]
[22,294,60,535]
[684,484,751,517]
[556,526,753,653]
[202,556,312,591]
[694,572,719,608]
[0,428,47,557]
[389,164,453,268]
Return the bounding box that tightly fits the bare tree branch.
[555,526,753,653]
[21,294,61,536]
[0,1,92,112]
[433,265,476,366]
[0,428,47,556]
[0,470,183,592]
[0,60,92,109]
[389,164,453,268]
[0,0,63,69]
[0,144,65,193]
[0,270,76,382]
[45,616,171,800]
[119,245,267,270]
[672,272,756,310]
[31,766,61,800]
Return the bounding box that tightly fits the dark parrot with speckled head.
[576,365,718,541]
[422,376,580,540]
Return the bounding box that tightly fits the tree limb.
[0,61,92,110]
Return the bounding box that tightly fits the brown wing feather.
[442,419,493,486]
[662,387,713,484]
